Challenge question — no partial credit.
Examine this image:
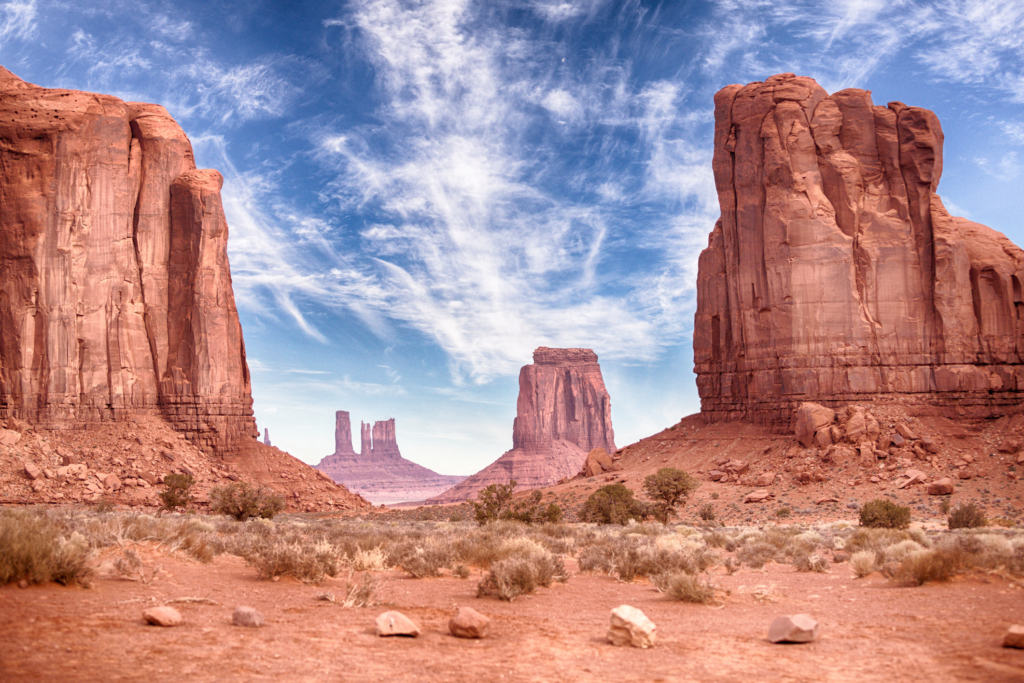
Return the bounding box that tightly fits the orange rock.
[0,68,255,456]
[694,73,1024,428]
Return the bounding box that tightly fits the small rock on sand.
[607,605,655,648]
[768,614,819,643]
[375,611,420,637]
[1004,625,1024,649]
[449,606,490,639]
[232,606,264,628]
[143,606,182,627]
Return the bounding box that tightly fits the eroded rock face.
[314,411,464,505]
[429,347,616,503]
[0,67,255,455]
[695,73,1024,428]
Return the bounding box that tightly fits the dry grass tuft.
[652,571,717,604]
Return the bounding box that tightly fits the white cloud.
[1004,121,1024,145]
[975,151,1021,182]
[0,0,36,47]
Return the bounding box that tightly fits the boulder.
[890,433,906,447]
[895,422,918,440]
[23,462,42,480]
[743,489,773,503]
[448,606,490,639]
[927,478,955,495]
[768,614,819,644]
[375,611,420,637]
[102,474,121,490]
[814,428,834,448]
[232,606,264,628]
[998,439,1022,455]
[581,448,614,477]
[755,472,777,487]
[0,428,21,446]
[143,606,183,627]
[895,470,928,489]
[794,403,835,448]
[708,470,725,481]
[1004,625,1024,649]
[607,605,656,648]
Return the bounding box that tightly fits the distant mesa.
[695,73,1024,429]
[263,429,271,447]
[314,411,465,505]
[429,346,616,503]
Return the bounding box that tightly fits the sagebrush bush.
[652,571,716,604]
[210,481,285,521]
[242,538,341,583]
[476,551,567,601]
[948,503,986,530]
[0,509,93,586]
[792,552,830,573]
[859,499,911,529]
[890,548,965,585]
[698,504,716,522]
[850,550,876,578]
[473,481,518,524]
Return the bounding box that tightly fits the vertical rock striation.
[695,73,1024,428]
[314,412,465,505]
[429,347,616,503]
[0,67,256,455]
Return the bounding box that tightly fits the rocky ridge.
[694,73,1024,429]
[428,347,616,503]
[315,411,464,505]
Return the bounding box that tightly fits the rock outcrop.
[0,67,255,455]
[429,347,616,503]
[314,411,464,505]
[695,73,1024,429]
[262,429,271,447]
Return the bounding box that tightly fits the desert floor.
[2,543,1022,683]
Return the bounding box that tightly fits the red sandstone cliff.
[315,411,464,505]
[429,347,616,503]
[0,67,255,455]
[695,73,1024,428]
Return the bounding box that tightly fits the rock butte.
[0,66,255,455]
[695,73,1024,429]
[315,411,464,505]
[430,347,616,503]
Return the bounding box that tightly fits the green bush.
[775,507,792,518]
[501,490,543,524]
[698,503,716,522]
[579,483,647,525]
[473,481,518,524]
[859,498,911,529]
[159,473,195,512]
[643,468,699,523]
[948,503,986,530]
[210,481,285,521]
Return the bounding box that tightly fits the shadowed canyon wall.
[694,73,1024,428]
[0,67,256,455]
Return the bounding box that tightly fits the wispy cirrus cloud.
[0,0,36,47]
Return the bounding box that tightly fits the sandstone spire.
[429,347,616,503]
[694,73,1024,427]
[315,412,464,504]
[0,68,256,455]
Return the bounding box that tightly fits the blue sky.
[3,0,1023,475]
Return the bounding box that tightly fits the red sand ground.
[1,546,1022,682]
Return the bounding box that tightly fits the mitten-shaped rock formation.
[0,67,256,455]
[695,73,1024,428]
[429,347,616,503]
[315,411,464,505]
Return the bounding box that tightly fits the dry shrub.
[243,538,341,584]
[393,537,456,578]
[889,548,966,586]
[792,552,830,573]
[476,551,567,601]
[702,529,736,551]
[846,528,915,555]
[859,498,911,529]
[0,509,93,586]
[948,503,986,530]
[349,546,389,571]
[338,572,382,607]
[652,571,716,604]
[577,534,712,581]
[210,482,285,521]
[850,550,876,578]
[737,541,778,569]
